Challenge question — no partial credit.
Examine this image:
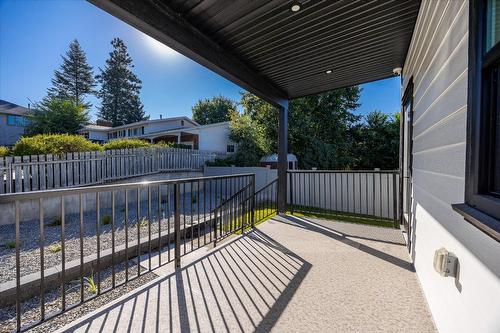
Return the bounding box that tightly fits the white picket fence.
[0,148,225,194]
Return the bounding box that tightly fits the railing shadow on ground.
[61,229,311,333]
[276,215,415,272]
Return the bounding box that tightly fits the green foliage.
[97,38,146,126]
[102,138,151,150]
[205,156,235,167]
[229,112,272,166]
[26,97,89,135]
[0,146,9,157]
[47,39,96,109]
[12,134,102,156]
[49,242,62,253]
[353,111,400,169]
[232,89,399,169]
[83,273,98,294]
[48,216,62,227]
[139,217,149,228]
[101,215,111,225]
[192,95,237,125]
[5,240,16,249]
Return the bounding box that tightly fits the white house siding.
[192,123,230,153]
[402,1,500,333]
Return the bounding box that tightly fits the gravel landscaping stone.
[0,191,219,284]
[0,259,158,333]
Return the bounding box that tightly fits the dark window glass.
[486,0,500,50]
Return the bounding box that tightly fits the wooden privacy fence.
[0,148,226,194]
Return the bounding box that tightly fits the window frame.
[457,0,500,240]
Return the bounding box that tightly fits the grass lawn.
[229,204,396,236]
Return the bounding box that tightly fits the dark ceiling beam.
[88,0,289,108]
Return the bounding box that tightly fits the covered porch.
[50,215,435,332]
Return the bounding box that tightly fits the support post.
[277,101,289,213]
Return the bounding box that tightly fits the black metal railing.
[288,170,399,222]
[254,179,278,222]
[0,173,255,332]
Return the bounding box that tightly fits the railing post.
[289,171,294,215]
[213,207,218,247]
[251,174,256,228]
[174,183,181,269]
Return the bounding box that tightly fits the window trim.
[458,0,500,240]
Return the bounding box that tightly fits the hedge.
[12,134,102,156]
[0,146,9,157]
[102,138,151,150]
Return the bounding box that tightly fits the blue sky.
[0,0,401,121]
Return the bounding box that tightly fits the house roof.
[0,100,30,116]
[89,0,421,106]
[79,116,199,133]
[79,124,112,132]
[109,116,199,131]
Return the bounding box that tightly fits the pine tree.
[48,39,96,109]
[96,38,146,126]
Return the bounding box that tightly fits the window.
[181,120,185,126]
[226,144,235,153]
[141,126,145,135]
[7,115,28,126]
[459,0,500,238]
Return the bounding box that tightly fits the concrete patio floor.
[55,215,436,333]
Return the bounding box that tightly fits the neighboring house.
[0,99,30,146]
[79,117,234,153]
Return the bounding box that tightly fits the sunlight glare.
[143,34,179,59]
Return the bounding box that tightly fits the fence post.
[392,172,399,228]
[174,183,181,269]
[289,172,294,215]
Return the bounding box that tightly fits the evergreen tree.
[96,38,146,126]
[26,96,89,135]
[48,39,96,109]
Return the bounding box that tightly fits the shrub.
[49,242,61,253]
[5,240,16,249]
[84,274,98,294]
[48,216,62,227]
[102,138,151,150]
[12,134,102,156]
[101,215,111,225]
[0,146,9,157]
[205,156,235,167]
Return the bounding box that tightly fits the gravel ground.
[0,259,158,333]
[0,191,219,284]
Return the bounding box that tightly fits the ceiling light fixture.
[291,1,301,12]
[325,69,333,74]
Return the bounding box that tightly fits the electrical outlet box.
[433,247,458,277]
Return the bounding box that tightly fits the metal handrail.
[0,173,255,202]
[2,172,256,332]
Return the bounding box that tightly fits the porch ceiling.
[89,0,420,105]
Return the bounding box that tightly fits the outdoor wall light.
[291,1,301,12]
[325,69,333,74]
